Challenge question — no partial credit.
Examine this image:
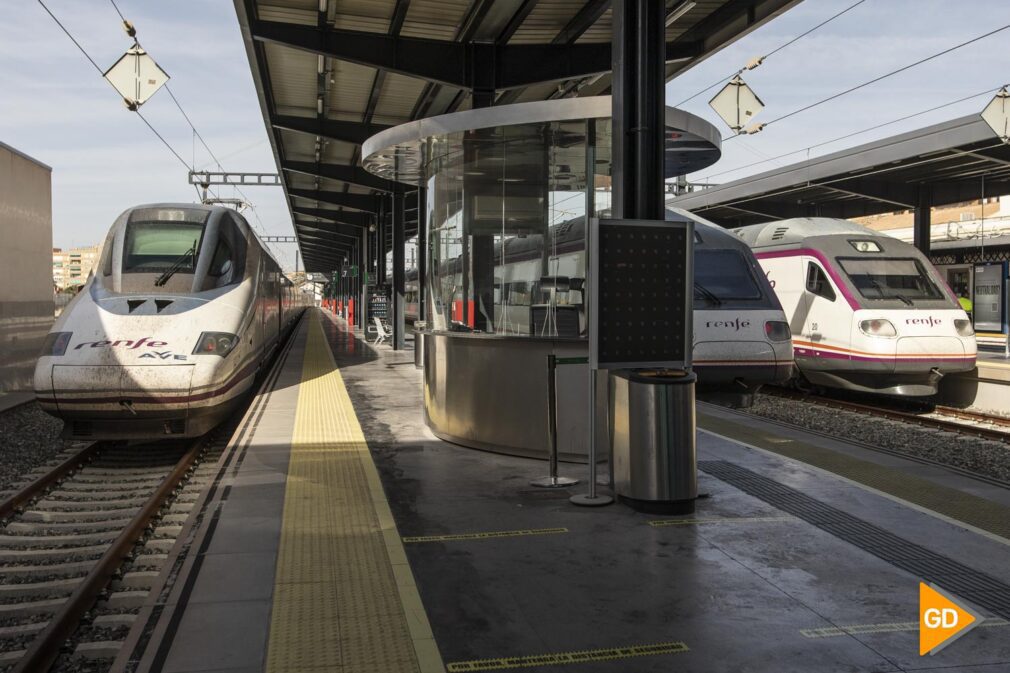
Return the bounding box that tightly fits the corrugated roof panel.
[371,73,427,126]
[257,4,316,25]
[508,1,584,44]
[331,0,395,33]
[400,0,470,40]
[574,7,611,43]
[264,44,320,110]
[325,60,378,120]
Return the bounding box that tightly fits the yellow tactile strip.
[266,311,444,673]
[445,642,689,672]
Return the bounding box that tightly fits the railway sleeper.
[0,543,106,562]
[4,517,136,534]
[0,529,120,547]
[0,576,79,599]
[19,508,142,523]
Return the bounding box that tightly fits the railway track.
[764,388,1010,444]
[0,431,226,672]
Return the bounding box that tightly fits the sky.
[2,0,1009,271]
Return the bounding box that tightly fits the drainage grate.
[699,460,1010,619]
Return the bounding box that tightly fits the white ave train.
[35,204,311,439]
[406,208,794,398]
[735,218,977,396]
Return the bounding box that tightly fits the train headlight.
[764,321,791,342]
[193,332,239,357]
[40,332,73,356]
[859,319,897,337]
[954,319,975,337]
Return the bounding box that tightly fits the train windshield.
[122,222,203,274]
[694,249,762,303]
[837,257,944,302]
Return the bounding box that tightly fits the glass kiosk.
[362,97,720,461]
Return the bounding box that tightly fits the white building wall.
[0,141,53,392]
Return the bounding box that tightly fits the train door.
[795,260,844,369]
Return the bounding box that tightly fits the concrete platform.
[940,347,1010,415]
[116,309,1010,672]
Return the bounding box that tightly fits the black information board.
[589,218,693,370]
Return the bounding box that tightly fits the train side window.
[805,262,836,301]
[208,238,233,278]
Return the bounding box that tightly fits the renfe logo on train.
[905,317,943,327]
[74,336,168,350]
[705,318,752,330]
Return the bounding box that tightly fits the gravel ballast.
[744,393,1010,483]
[0,403,69,493]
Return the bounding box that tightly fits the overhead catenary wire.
[697,85,1006,181]
[674,0,869,108]
[726,22,1010,141]
[38,0,194,175]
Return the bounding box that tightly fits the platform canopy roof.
[669,114,1010,229]
[234,0,804,273]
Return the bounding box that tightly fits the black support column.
[417,183,427,323]
[611,0,666,220]
[392,187,406,350]
[357,236,366,329]
[914,184,932,256]
[377,198,387,287]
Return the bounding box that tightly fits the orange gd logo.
[919,582,982,655]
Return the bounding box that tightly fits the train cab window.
[837,257,943,301]
[122,222,203,274]
[805,262,836,301]
[694,249,762,303]
[208,238,233,278]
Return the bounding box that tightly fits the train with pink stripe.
[734,218,976,396]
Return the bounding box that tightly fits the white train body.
[406,209,793,395]
[735,218,977,396]
[34,204,310,439]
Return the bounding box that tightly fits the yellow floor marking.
[801,618,1010,639]
[446,642,689,672]
[266,311,444,673]
[403,527,568,543]
[649,516,794,527]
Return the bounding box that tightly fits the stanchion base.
[618,495,696,515]
[530,476,579,488]
[569,493,614,507]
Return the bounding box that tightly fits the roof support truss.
[251,19,700,90]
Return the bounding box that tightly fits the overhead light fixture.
[665,1,696,27]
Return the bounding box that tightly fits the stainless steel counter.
[421,330,606,461]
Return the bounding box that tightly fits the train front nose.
[41,364,196,438]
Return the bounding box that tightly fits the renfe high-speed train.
[735,218,977,397]
[35,204,310,439]
[406,209,793,398]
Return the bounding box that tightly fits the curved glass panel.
[425,119,601,338]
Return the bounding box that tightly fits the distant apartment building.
[52,244,101,289]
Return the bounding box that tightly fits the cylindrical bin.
[609,369,697,514]
[413,321,427,369]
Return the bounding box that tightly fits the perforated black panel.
[596,222,690,367]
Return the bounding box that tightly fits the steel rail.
[765,389,1010,444]
[11,439,202,673]
[0,441,103,520]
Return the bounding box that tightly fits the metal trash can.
[609,369,697,514]
[413,321,426,369]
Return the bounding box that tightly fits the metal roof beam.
[293,207,371,227]
[812,178,917,210]
[289,188,380,212]
[272,115,391,145]
[251,19,700,90]
[282,160,397,192]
